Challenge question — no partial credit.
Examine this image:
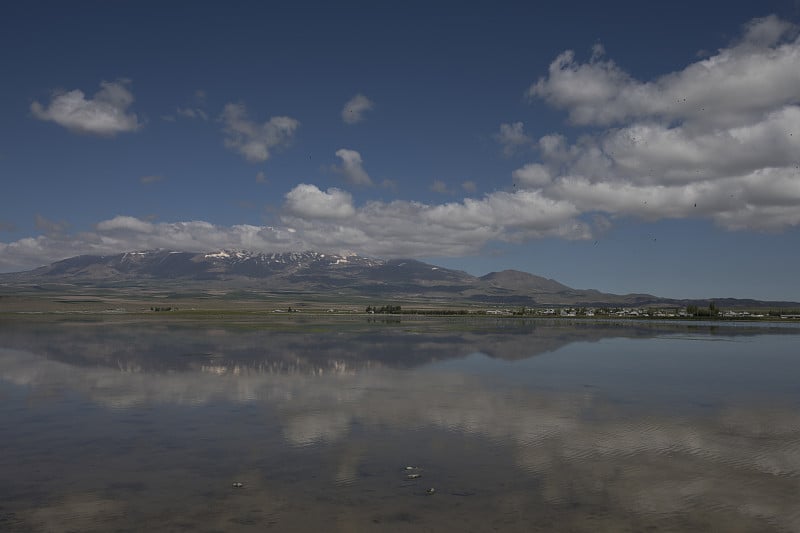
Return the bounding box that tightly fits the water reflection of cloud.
[28,495,124,533]
[3,319,794,376]
[284,412,353,447]
[3,345,799,481]
[2,324,800,530]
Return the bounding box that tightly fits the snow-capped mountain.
[7,249,482,295]
[6,249,788,307]
[23,249,385,279]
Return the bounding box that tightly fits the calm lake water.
[1,317,799,532]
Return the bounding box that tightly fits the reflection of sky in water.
[1,320,799,532]
[439,334,800,402]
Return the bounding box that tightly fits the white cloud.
[341,93,374,124]
[739,14,797,48]
[334,148,372,185]
[30,80,141,136]
[461,180,477,193]
[599,107,800,184]
[176,107,208,120]
[220,103,299,162]
[95,215,154,233]
[516,123,800,230]
[171,90,209,121]
[512,163,552,188]
[514,15,800,233]
[1,185,588,271]
[426,190,581,230]
[6,17,800,272]
[0,217,306,272]
[528,15,800,129]
[494,122,534,155]
[284,184,356,220]
[281,187,586,258]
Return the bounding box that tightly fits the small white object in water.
[426,487,435,495]
[232,482,244,488]
[407,473,421,479]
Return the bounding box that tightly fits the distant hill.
[1,249,798,308]
[480,270,571,293]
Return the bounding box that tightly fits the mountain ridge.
[1,249,798,308]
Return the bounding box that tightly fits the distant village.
[147,302,800,320]
[483,307,797,319]
[363,303,800,320]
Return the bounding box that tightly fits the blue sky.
[2,1,800,300]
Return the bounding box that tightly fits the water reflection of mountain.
[0,318,796,375]
[0,321,800,531]
[2,320,799,532]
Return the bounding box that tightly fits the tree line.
[365,305,402,314]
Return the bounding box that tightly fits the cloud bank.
[31,80,141,136]
[0,184,587,270]
[518,14,800,231]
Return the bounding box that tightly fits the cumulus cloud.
[512,163,552,188]
[30,80,141,136]
[334,148,372,185]
[528,15,800,129]
[494,121,534,156]
[280,186,586,258]
[284,184,356,219]
[341,93,374,124]
[516,15,800,232]
[1,184,589,271]
[220,103,299,162]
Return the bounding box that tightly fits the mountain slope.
[2,250,797,308]
[480,270,571,293]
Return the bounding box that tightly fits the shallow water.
[1,317,799,532]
